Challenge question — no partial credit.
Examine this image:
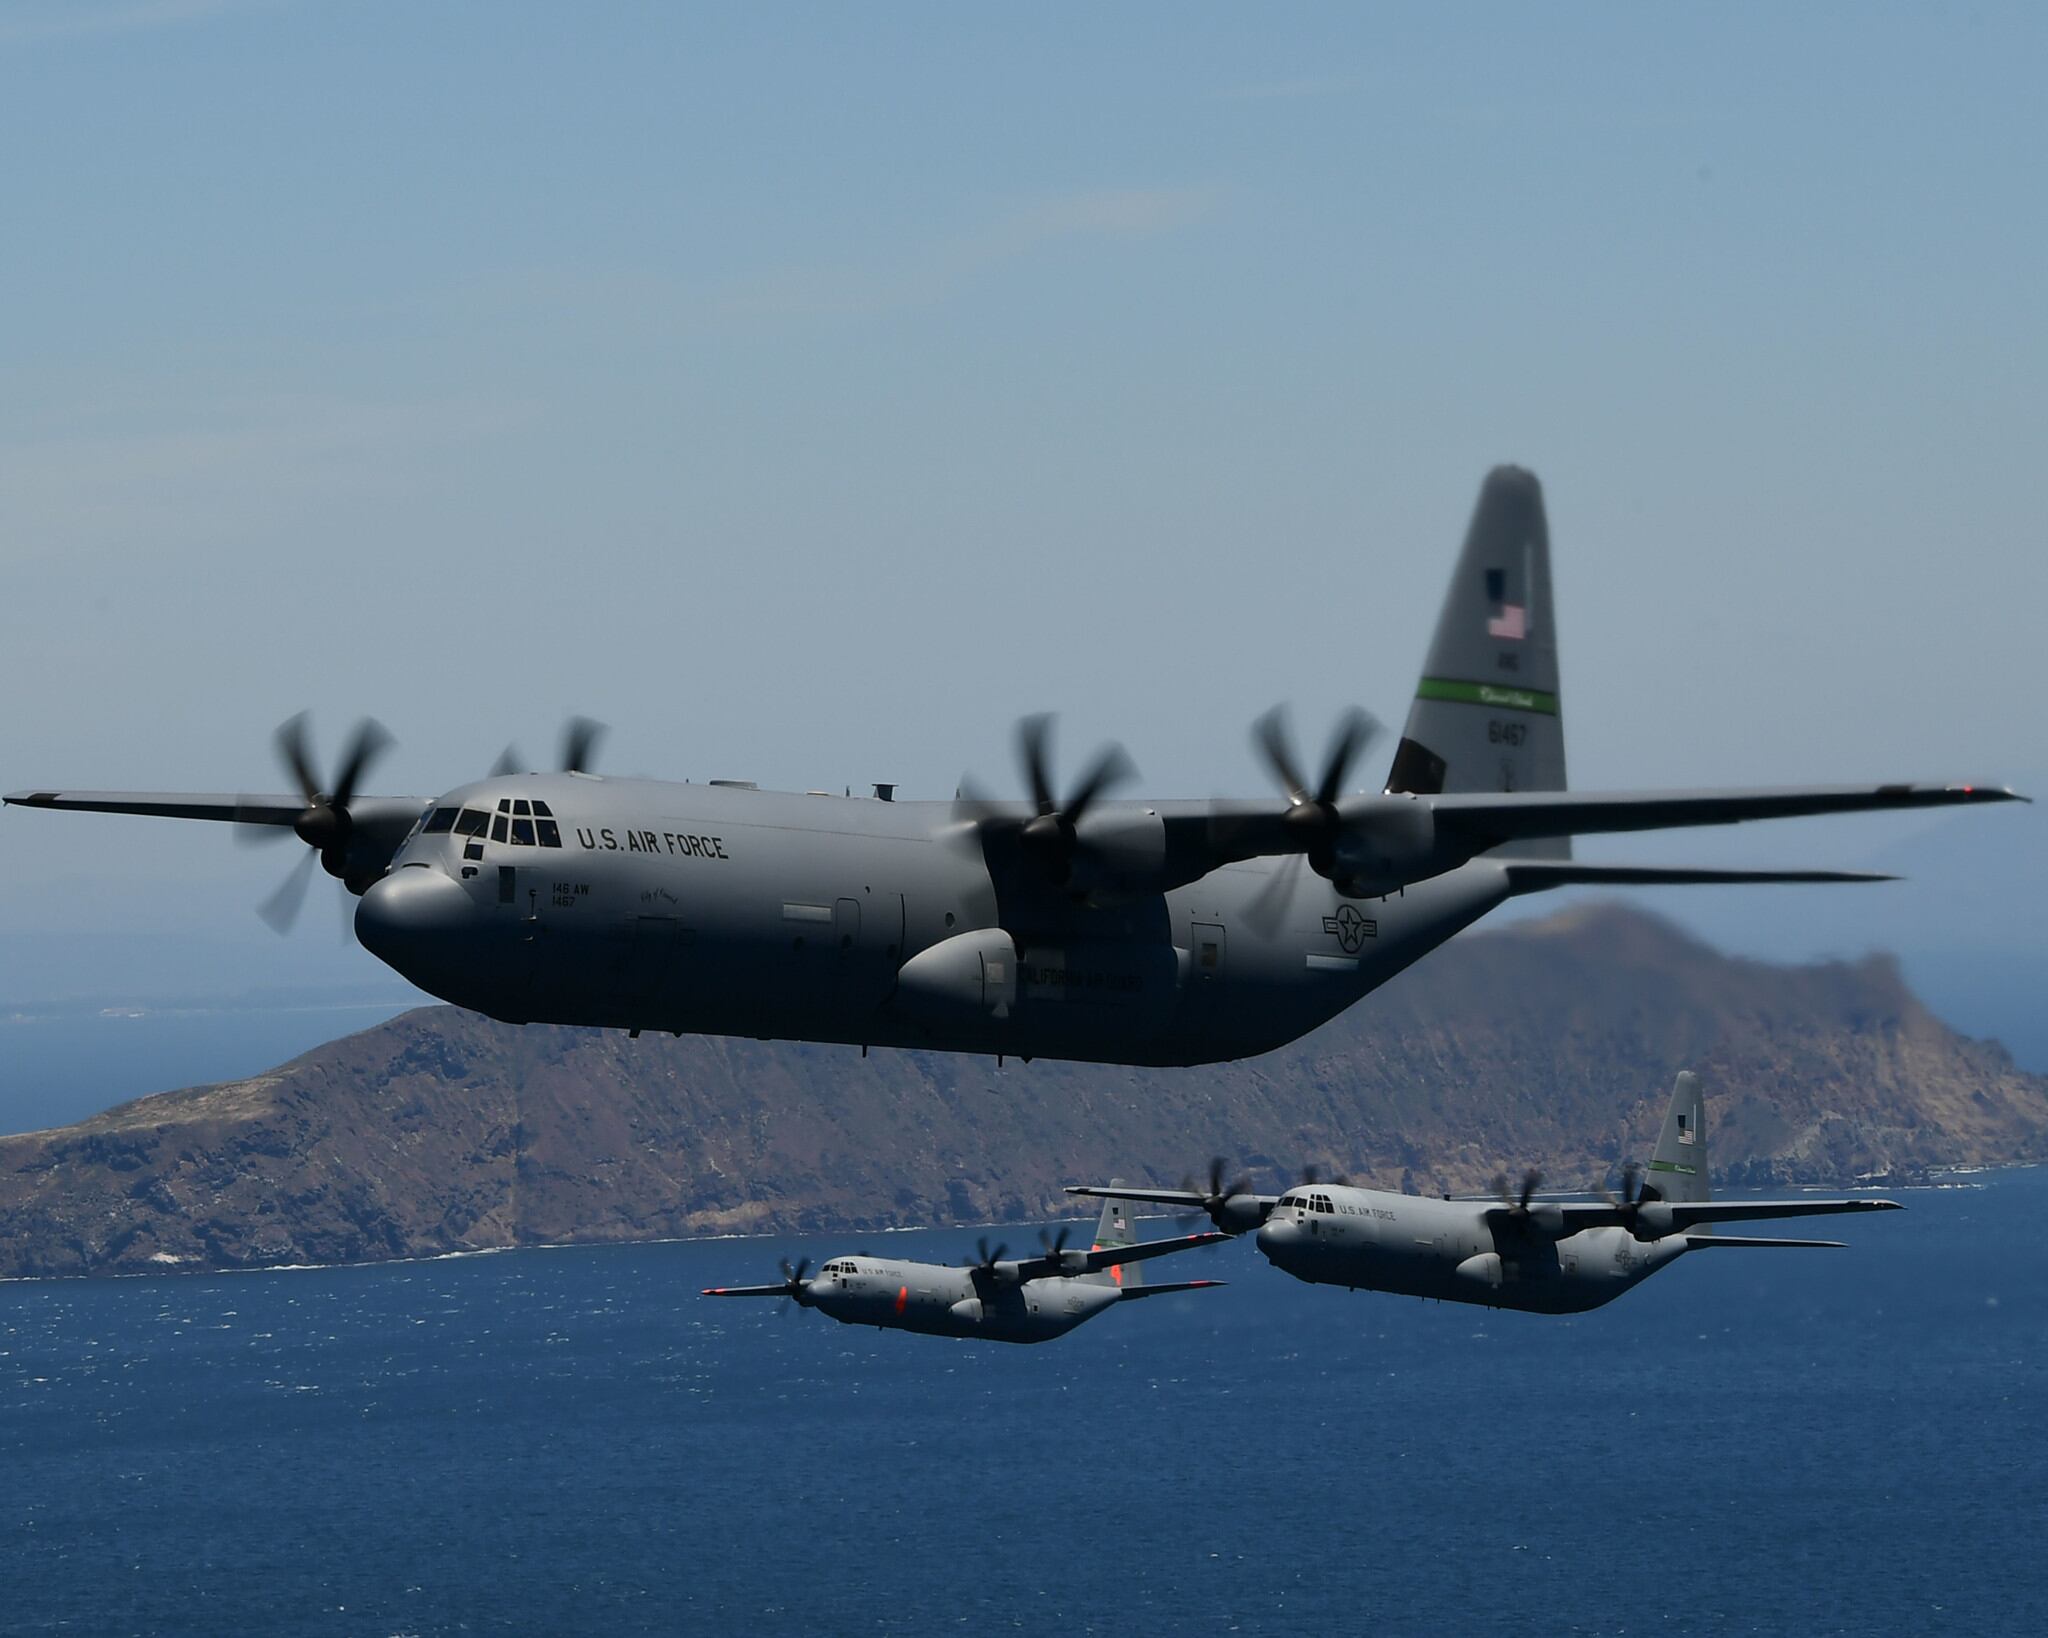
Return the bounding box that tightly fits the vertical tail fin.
[1647,1070,1711,1205]
[1386,466,1568,858]
[1087,1182,1143,1290]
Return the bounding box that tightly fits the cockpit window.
[451,798,565,848]
[422,807,458,835]
[532,799,554,818]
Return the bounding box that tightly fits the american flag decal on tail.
[1484,566,1528,640]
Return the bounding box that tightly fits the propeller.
[1253,706,1380,869]
[242,713,394,932]
[1013,715,1136,883]
[1037,1225,1074,1267]
[1241,705,1382,932]
[777,1256,817,1309]
[1491,1167,1545,1219]
[1182,1157,1267,1235]
[956,715,1136,887]
[1596,1163,1667,1242]
[490,715,608,779]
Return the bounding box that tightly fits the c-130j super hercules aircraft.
[6,468,2023,1067]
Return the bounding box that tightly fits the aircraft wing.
[1681,1233,1846,1249]
[1421,782,2024,847]
[1013,1229,1228,1283]
[1152,782,2021,901]
[700,1283,796,1297]
[4,789,310,826]
[1529,1197,1902,1234]
[1658,1198,1903,1229]
[1064,1184,1281,1218]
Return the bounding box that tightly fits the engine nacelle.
[1213,1194,1271,1236]
[1329,796,1465,897]
[1062,810,1170,903]
[894,929,1019,1024]
[1632,1202,1676,1241]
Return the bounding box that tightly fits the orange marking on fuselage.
[895,1284,909,1315]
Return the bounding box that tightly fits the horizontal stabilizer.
[1683,1233,1845,1249]
[1503,862,1894,894]
[1118,1279,1227,1300]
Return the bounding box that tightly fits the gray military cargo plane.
[1069,1071,1901,1314]
[702,1193,1225,1344]
[5,468,2024,1066]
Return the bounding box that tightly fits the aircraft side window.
[510,817,535,845]
[536,819,561,848]
[489,813,508,843]
[423,807,458,835]
[455,809,488,837]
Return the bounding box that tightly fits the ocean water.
[4,1173,2045,1637]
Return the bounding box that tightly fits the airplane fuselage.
[1256,1184,1690,1314]
[792,1255,1127,1344]
[355,774,1514,1067]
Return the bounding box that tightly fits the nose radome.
[355,866,475,963]
[1256,1220,1298,1260]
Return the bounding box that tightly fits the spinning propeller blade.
[248,713,394,933]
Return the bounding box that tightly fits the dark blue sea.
[5,1171,2045,1637]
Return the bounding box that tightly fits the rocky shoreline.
[3,904,2042,1280]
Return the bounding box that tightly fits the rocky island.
[3,905,2042,1279]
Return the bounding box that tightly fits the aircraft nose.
[1256,1219,1300,1263]
[355,866,475,966]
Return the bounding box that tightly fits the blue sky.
[2,2,2043,1019]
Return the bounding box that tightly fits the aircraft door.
[866,891,905,967]
[489,863,543,1019]
[841,891,906,1011]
